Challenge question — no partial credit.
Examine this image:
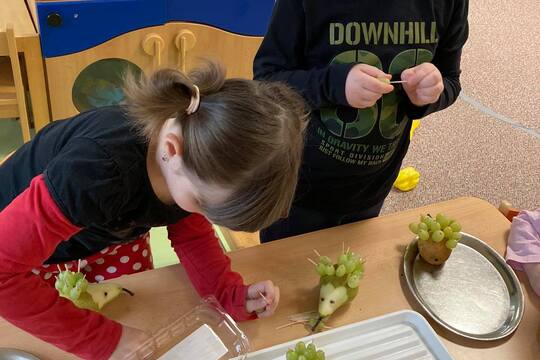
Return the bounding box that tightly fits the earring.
[161,153,169,162]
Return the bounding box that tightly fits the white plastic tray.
[242,310,452,360]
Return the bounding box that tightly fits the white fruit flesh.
[318,283,349,317]
[86,283,124,309]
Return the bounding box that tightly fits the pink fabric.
[506,208,540,271]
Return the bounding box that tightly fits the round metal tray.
[0,349,39,360]
[403,232,524,341]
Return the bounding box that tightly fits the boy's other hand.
[246,280,280,318]
[345,64,394,108]
[401,63,444,106]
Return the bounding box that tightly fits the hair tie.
[186,85,201,115]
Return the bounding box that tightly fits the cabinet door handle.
[175,30,196,73]
[142,33,165,71]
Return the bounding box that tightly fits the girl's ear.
[164,133,184,158]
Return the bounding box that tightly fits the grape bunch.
[315,249,365,289]
[286,342,325,360]
[55,269,88,301]
[408,213,462,249]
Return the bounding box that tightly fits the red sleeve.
[168,214,256,321]
[0,175,122,360]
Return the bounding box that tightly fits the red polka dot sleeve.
[168,214,257,321]
[0,175,122,360]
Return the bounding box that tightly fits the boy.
[254,0,469,241]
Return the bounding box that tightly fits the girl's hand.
[110,325,152,359]
[345,64,394,109]
[401,63,444,106]
[246,280,280,318]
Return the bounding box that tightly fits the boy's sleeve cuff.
[329,63,356,107]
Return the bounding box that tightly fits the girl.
[0,62,307,359]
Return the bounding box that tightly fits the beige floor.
[382,0,539,215]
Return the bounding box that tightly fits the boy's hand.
[110,325,152,359]
[345,64,394,108]
[246,280,280,318]
[401,63,444,106]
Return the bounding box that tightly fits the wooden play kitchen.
[0,197,538,359]
[0,0,50,135]
[30,0,274,121]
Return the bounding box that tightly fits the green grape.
[316,350,326,360]
[418,229,429,241]
[420,214,429,223]
[316,263,327,276]
[55,279,65,292]
[65,272,77,287]
[352,270,364,279]
[451,232,462,241]
[355,261,365,273]
[319,256,332,265]
[446,239,458,249]
[429,222,441,232]
[298,356,306,360]
[436,213,450,228]
[418,222,428,231]
[443,226,453,239]
[346,260,356,273]
[325,265,335,276]
[61,282,71,295]
[448,218,456,225]
[338,254,348,265]
[76,278,88,293]
[347,274,360,288]
[409,223,419,234]
[336,264,347,277]
[306,344,317,359]
[74,272,85,281]
[295,341,306,354]
[432,230,445,242]
[69,287,81,300]
[450,222,462,232]
[287,350,299,360]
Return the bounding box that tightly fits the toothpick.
[307,258,318,266]
[258,291,269,304]
[77,259,81,273]
[313,249,321,258]
[275,320,307,330]
[346,247,350,255]
[57,265,62,272]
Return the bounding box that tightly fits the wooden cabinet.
[45,23,263,120]
[165,22,262,79]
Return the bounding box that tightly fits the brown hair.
[123,62,308,232]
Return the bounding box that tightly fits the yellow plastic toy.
[393,166,420,191]
[410,119,421,140]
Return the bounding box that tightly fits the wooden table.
[0,197,538,359]
[0,0,50,131]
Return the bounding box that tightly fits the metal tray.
[0,349,39,360]
[403,232,524,341]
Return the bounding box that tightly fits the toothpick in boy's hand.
[401,63,444,106]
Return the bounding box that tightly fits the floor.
[382,0,539,215]
[1,0,538,265]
